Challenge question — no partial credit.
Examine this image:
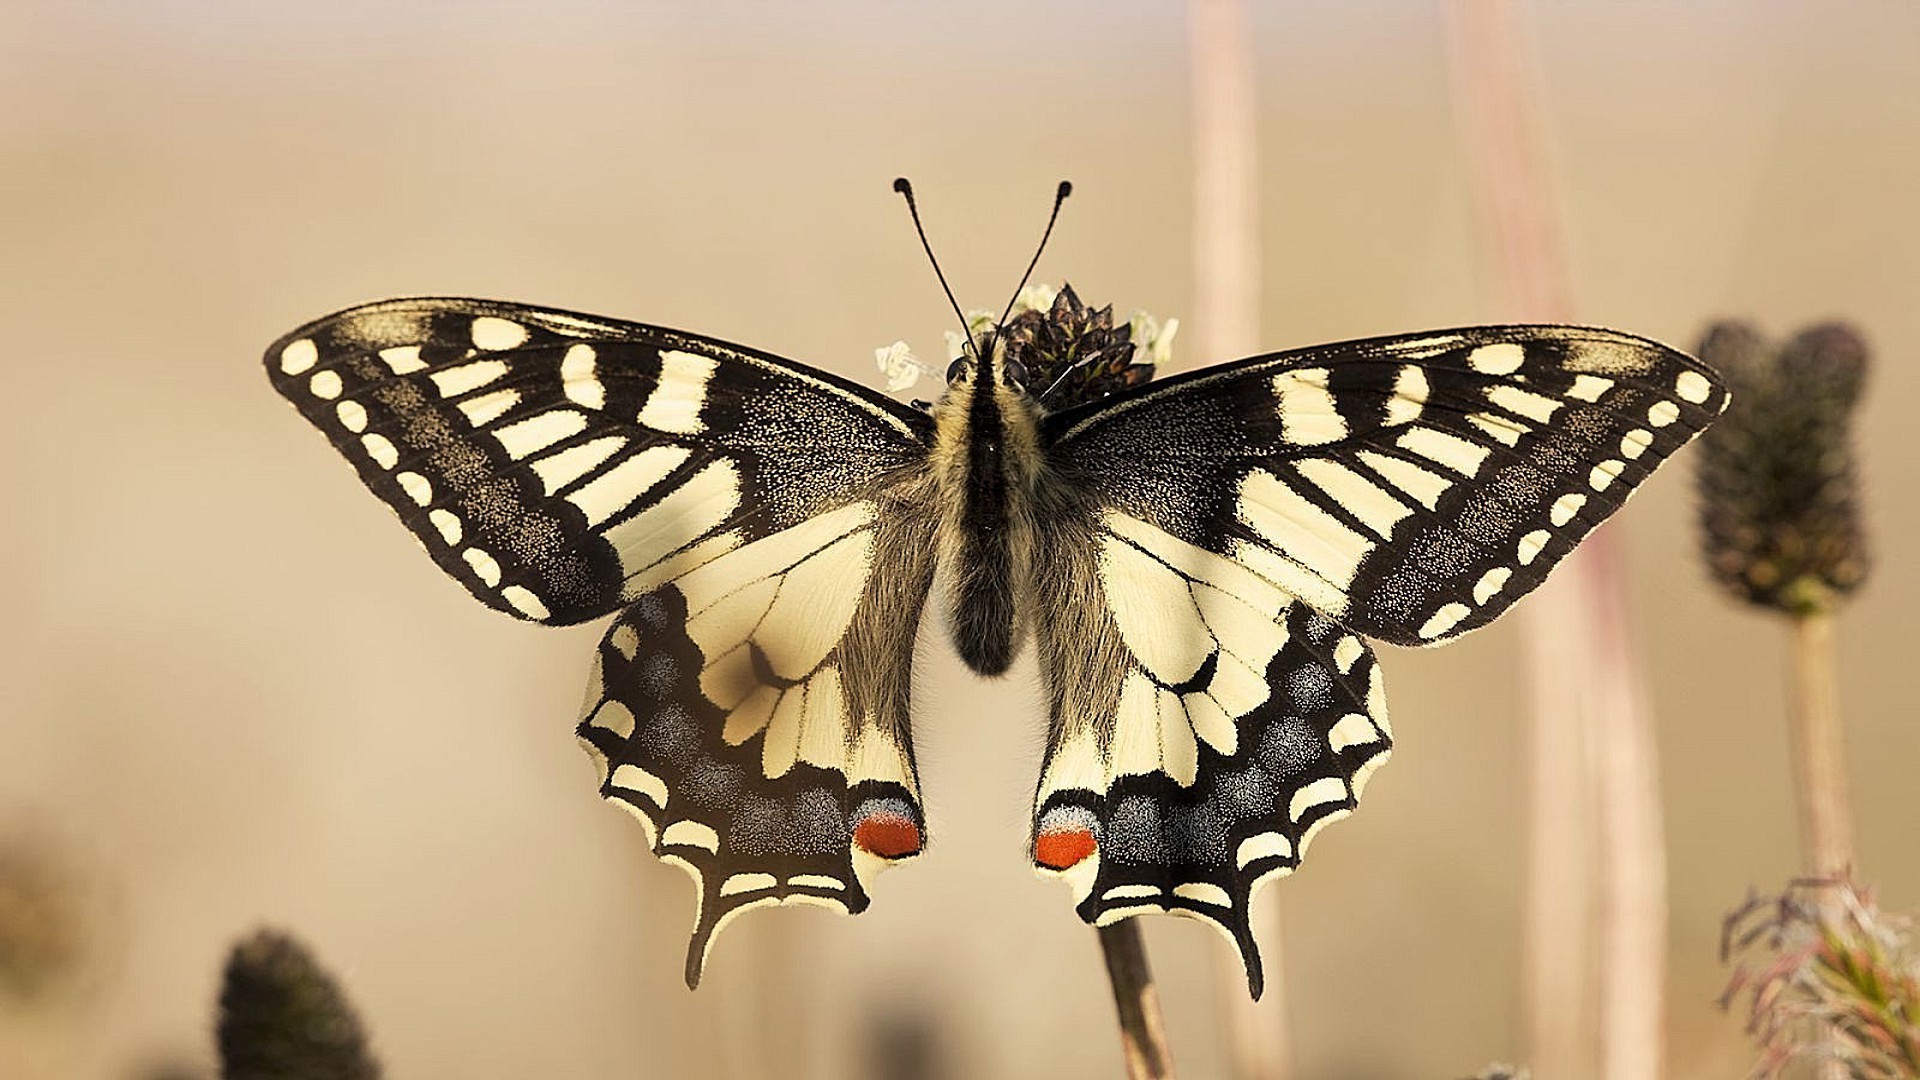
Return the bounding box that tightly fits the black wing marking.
[266,298,932,624]
[576,499,938,986]
[1026,508,1390,997]
[1044,325,1729,645]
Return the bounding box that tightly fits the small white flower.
[944,310,997,360]
[1129,312,1180,367]
[1014,283,1058,316]
[873,340,928,392]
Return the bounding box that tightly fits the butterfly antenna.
[995,180,1073,328]
[893,178,974,349]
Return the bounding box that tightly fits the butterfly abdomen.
[933,353,1045,676]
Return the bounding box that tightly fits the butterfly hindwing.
[1044,325,1730,645]
[265,298,932,625]
[1027,509,1390,997]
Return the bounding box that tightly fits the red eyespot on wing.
[1034,826,1098,870]
[853,809,922,859]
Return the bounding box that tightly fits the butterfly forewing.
[1045,325,1729,646]
[265,298,932,625]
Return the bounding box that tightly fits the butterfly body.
[268,288,1726,996]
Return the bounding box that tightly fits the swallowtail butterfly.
[266,183,1726,997]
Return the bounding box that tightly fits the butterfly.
[265,184,1726,998]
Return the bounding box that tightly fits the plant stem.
[1786,609,1854,876]
[1188,1,1287,1073]
[1099,922,1179,1080]
[1445,2,1670,1076]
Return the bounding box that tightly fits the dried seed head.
[0,831,91,1002]
[218,929,382,1080]
[1695,320,1870,615]
[1002,283,1158,407]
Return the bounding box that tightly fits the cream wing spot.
[642,350,719,434]
[1356,450,1450,510]
[1517,529,1550,566]
[761,686,808,779]
[379,345,427,374]
[456,388,520,426]
[309,370,343,399]
[568,446,692,528]
[1385,365,1428,425]
[1327,713,1377,753]
[1648,400,1680,427]
[494,410,589,459]
[1621,429,1654,459]
[395,471,432,506]
[1485,384,1561,424]
[1567,374,1614,402]
[429,359,509,398]
[361,433,399,469]
[1589,460,1625,492]
[1110,672,1165,780]
[1467,341,1525,375]
[1295,459,1413,540]
[1676,370,1712,403]
[562,344,605,409]
[661,820,720,852]
[531,436,627,495]
[1551,493,1588,527]
[1173,882,1232,907]
[1272,367,1346,444]
[1396,426,1491,477]
[470,316,529,350]
[1156,688,1200,787]
[335,400,368,432]
[428,509,462,545]
[1180,691,1237,755]
[1419,602,1471,639]
[462,548,502,587]
[1290,777,1349,823]
[796,668,848,770]
[610,763,669,807]
[1098,538,1214,685]
[1473,567,1513,605]
[1238,469,1372,592]
[1332,636,1363,674]
[501,585,550,619]
[1236,832,1292,869]
[279,338,319,375]
[590,699,637,739]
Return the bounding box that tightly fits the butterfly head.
[944,332,1032,396]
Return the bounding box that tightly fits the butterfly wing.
[578,500,936,986]
[1031,325,1726,994]
[265,297,932,624]
[1044,325,1728,645]
[267,298,940,984]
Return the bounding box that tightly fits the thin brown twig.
[1099,921,1179,1080]
[1786,610,1855,879]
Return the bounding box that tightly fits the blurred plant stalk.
[1695,321,1869,883]
[1187,1,1287,1078]
[1446,2,1669,1078]
[1695,320,1870,1078]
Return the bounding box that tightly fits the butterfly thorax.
[929,336,1045,676]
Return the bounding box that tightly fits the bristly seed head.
[1001,283,1160,408]
[1694,320,1870,616]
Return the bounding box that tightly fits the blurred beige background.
[2,2,1915,1077]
